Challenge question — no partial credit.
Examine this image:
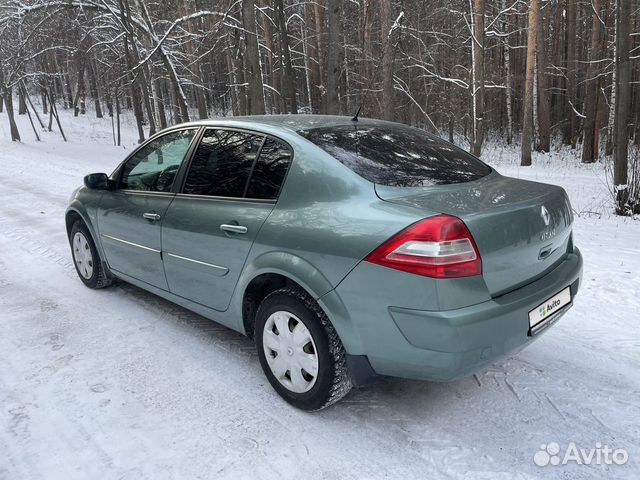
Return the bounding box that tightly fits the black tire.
[69,220,113,289]
[255,287,352,410]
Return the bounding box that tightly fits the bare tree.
[521,0,540,166]
[563,0,578,147]
[469,0,485,155]
[0,60,21,141]
[119,0,146,142]
[381,0,396,121]
[243,0,266,114]
[613,0,631,214]
[304,1,322,113]
[274,0,298,113]
[325,0,342,114]
[500,0,513,145]
[535,2,550,153]
[581,0,604,164]
[0,0,636,183]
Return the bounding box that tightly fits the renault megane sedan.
[66,115,582,410]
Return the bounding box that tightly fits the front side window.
[298,124,491,187]
[183,129,264,198]
[120,129,196,192]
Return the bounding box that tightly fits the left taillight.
[364,214,482,278]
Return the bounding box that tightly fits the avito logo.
[534,442,629,467]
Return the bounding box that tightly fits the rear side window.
[298,125,491,187]
[183,129,263,197]
[245,138,292,199]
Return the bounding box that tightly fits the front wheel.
[69,221,113,289]
[255,287,352,411]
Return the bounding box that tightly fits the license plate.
[529,287,571,330]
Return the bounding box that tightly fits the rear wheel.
[255,287,352,410]
[69,221,112,289]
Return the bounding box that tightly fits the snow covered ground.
[0,110,638,480]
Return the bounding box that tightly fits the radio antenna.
[351,105,363,122]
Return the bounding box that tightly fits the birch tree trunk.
[64,73,73,110]
[605,36,616,157]
[501,0,513,145]
[470,0,485,156]
[521,0,540,166]
[73,59,86,117]
[115,85,121,146]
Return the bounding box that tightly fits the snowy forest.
[0,0,639,214]
[1,2,640,477]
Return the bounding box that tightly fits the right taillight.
[365,214,482,278]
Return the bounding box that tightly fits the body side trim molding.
[101,234,161,254]
[166,252,229,275]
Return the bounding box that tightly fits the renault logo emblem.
[541,206,550,226]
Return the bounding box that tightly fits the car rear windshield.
[298,124,491,187]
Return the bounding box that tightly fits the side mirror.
[84,173,110,190]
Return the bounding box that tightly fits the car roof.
[174,114,406,134]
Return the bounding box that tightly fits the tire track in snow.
[0,196,589,480]
[0,217,76,276]
[0,179,445,480]
[3,153,638,479]
[0,226,426,480]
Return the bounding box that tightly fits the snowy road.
[1,114,639,479]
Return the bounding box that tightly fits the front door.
[161,129,293,311]
[98,128,198,289]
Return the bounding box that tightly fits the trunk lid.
[375,172,574,296]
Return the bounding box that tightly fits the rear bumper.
[329,248,583,382]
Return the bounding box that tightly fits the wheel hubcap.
[262,311,319,394]
[72,232,94,280]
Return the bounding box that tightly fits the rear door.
[98,128,198,289]
[161,129,293,311]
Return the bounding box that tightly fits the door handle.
[220,224,248,234]
[143,212,161,221]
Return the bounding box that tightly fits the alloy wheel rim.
[72,232,94,279]
[262,310,319,394]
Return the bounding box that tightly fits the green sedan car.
[66,115,582,410]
